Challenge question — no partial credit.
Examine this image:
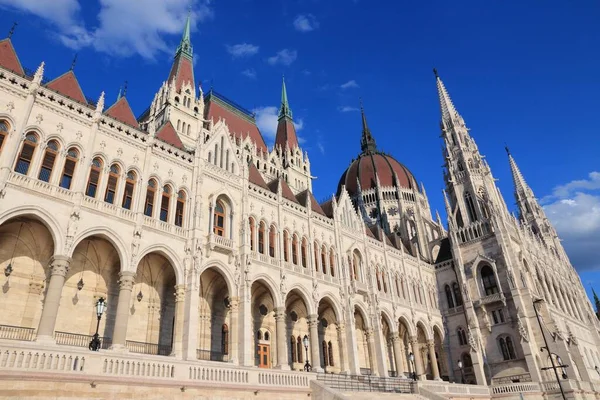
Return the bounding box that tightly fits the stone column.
[228,297,239,364]
[427,340,441,380]
[239,283,254,366]
[337,323,350,373]
[275,307,290,369]
[366,329,380,376]
[171,284,186,357]
[308,314,322,372]
[182,265,200,360]
[410,336,425,380]
[392,332,406,378]
[372,322,389,377]
[110,271,135,350]
[37,255,71,341]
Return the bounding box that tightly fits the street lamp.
[533,298,566,400]
[89,297,106,351]
[458,360,466,384]
[302,335,311,372]
[409,352,417,381]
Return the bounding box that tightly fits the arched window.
[297,337,303,363]
[0,120,9,153]
[301,238,308,268]
[481,265,499,295]
[322,340,329,367]
[396,276,401,297]
[328,341,334,367]
[122,170,136,209]
[177,119,181,131]
[283,231,290,262]
[290,336,297,362]
[330,250,335,277]
[321,245,327,274]
[175,190,186,227]
[314,242,319,271]
[453,282,463,306]
[269,225,276,257]
[457,327,467,346]
[376,268,382,291]
[258,222,266,254]
[264,331,270,341]
[462,353,473,368]
[104,164,120,204]
[465,192,478,222]
[352,252,361,281]
[292,234,298,265]
[257,330,263,340]
[159,185,171,222]
[382,271,388,293]
[213,201,225,236]
[15,133,38,175]
[499,336,516,360]
[445,285,455,308]
[85,157,103,198]
[60,148,79,189]
[222,324,229,355]
[144,179,157,217]
[38,140,59,182]
[249,218,256,251]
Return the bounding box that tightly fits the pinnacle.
[278,76,293,120]
[359,100,377,154]
[507,150,531,198]
[435,71,460,124]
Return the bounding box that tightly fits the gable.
[46,71,87,104]
[105,97,139,128]
[156,121,184,149]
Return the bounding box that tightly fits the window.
[445,285,455,308]
[0,120,9,153]
[297,337,303,363]
[38,140,59,182]
[144,179,157,217]
[491,309,505,325]
[382,272,388,293]
[122,171,136,209]
[159,185,171,222]
[328,341,334,367]
[213,201,225,236]
[85,157,103,198]
[314,242,319,272]
[457,327,467,346]
[322,341,329,367]
[290,336,297,362]
[395,277,401,297]
[221,324,229,355]
[481,265,499,295]
[292,234,298,265]
[499,336,516,360]
[453,282,463,306]
[60,148,78,189]
[269,225,276,257]
[465,192,478,222]
[104,164,120,204]
[283,231,290,262]
[321,246,327,274]
[330,251,335,277]
[249,218,256,251]
[15,133,38,175]
[258,222,266,254]
[175,190,185,227]
[301,238,308,268]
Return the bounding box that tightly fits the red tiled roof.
[0,39,24,75]
[275,118,299,149]
[205,95,268,153]
[267,178,299,204]
[248,163,269,189]
[105,97,139,128]
[320,199,334,218]
[296,190,326,216]
[168,55,194,93]
[365,226,377,238]
[156,121,184,149]
[45,71,87,104]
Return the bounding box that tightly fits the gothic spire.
[167,12,195,93]
[360,99,377,154]
[434,68,463,126]
[176,11,193,59]
[278,76,293,120]
[507,146,532,199]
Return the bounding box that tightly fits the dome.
[337,151,417,197]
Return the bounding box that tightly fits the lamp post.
[595,365,600,377]
[409,352,417,381]
[89,297,106,351]
[458,360,466,384]
[533,298,566,400]
[303,335,311,372]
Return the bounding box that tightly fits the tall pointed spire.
[167,11,195,93]
[278,76,293,120]
[434,68,462,126]
[360,99,377,154]
[176,11,193,59]
[507,146,532,199]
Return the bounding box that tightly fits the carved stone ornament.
[168,168,174,178]
[56,122,63,133]
[280,270,287,296]
[99,141,106,151]
[133,154,139,164]
[117,147,123,157]
[76,131,83,141]
[468,331,478,352]
[517,313,529,342]
[182,174,188,184]
[6,101,14,113]
[35,113,43,124]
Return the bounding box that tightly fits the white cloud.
[267,49,298,66]
[241,68,257,79]
[541,172,600,272]
[338,106,359,112]
[340,79,359,89]
[253,106,303,143]
[226,43,259,58]
[293,14,319,32]
[0,0,214,60]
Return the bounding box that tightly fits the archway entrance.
[318,298,342,373]
[285,289,309,370]
[251,280,276,368]
[198,267,230,362]
[354,306,372,375]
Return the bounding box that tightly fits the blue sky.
[1,0,599,303]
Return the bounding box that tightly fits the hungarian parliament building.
[0,16,598,400]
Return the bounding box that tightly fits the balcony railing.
[126,340,171,356]
[475,292,505,306]
[0,324,36,341]
[196,349,229,362]
[208,233,234,251]
[55,331,112,349]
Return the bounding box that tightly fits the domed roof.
[336,104,417,197]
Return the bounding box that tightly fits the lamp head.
[96,297,106,317]
[137,290,143,302]
[4,263,13,277]
[409,352,414,362]
[77,278,84,291]
[303,335,309,349]
[458,360,463,369]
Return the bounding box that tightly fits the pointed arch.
[70,227,128,273]
[0,206,64,254]
[137,243,184,285]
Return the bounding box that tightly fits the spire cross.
[70,53,78,71]
[8,22,17,38]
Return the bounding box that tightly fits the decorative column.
[228,297,240,364]
[110,271,135,350]
[410,336,425,380]
[274,306,289,369]
[391,332,406,378]
[365,329,380,376]
[427,340,441,380]
[239,279,254,366]
[337,323,350,373]
[36,255,71,341]
[308,314,322,372]
[182,263,200,360]
[171,284,186,357]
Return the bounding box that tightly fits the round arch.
[0,112,17,128]
[22,125,46,142]
[380,308,395,332]
[71,227,128,271]
[0,206,64,254]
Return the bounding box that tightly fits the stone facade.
[0,19,598,400]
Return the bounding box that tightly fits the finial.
[122,80,128,97]
[96,91,105,113]
[433,68,438,78]
[8,22,17,39]
[505,144,511,155]
[33,61,45,84]
[70,53,78,71]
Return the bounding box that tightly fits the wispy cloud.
[267,49,298,66]
[293,14,319,32]
[253,106,303,143]
[226,43,259,58]
[0,0,214,60]
[241,68,257,79]
[338,106,359,112]
[340,80,359,89]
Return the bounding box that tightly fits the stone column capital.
[174,284,186,302]
[409,335,418,345]
[308,314,319,327]
[426,339,435,348]
[118,271,136,290]
[229,296,240,311]
[391,331,401,342]
[49,255,71,277]
[274,306,286,321]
